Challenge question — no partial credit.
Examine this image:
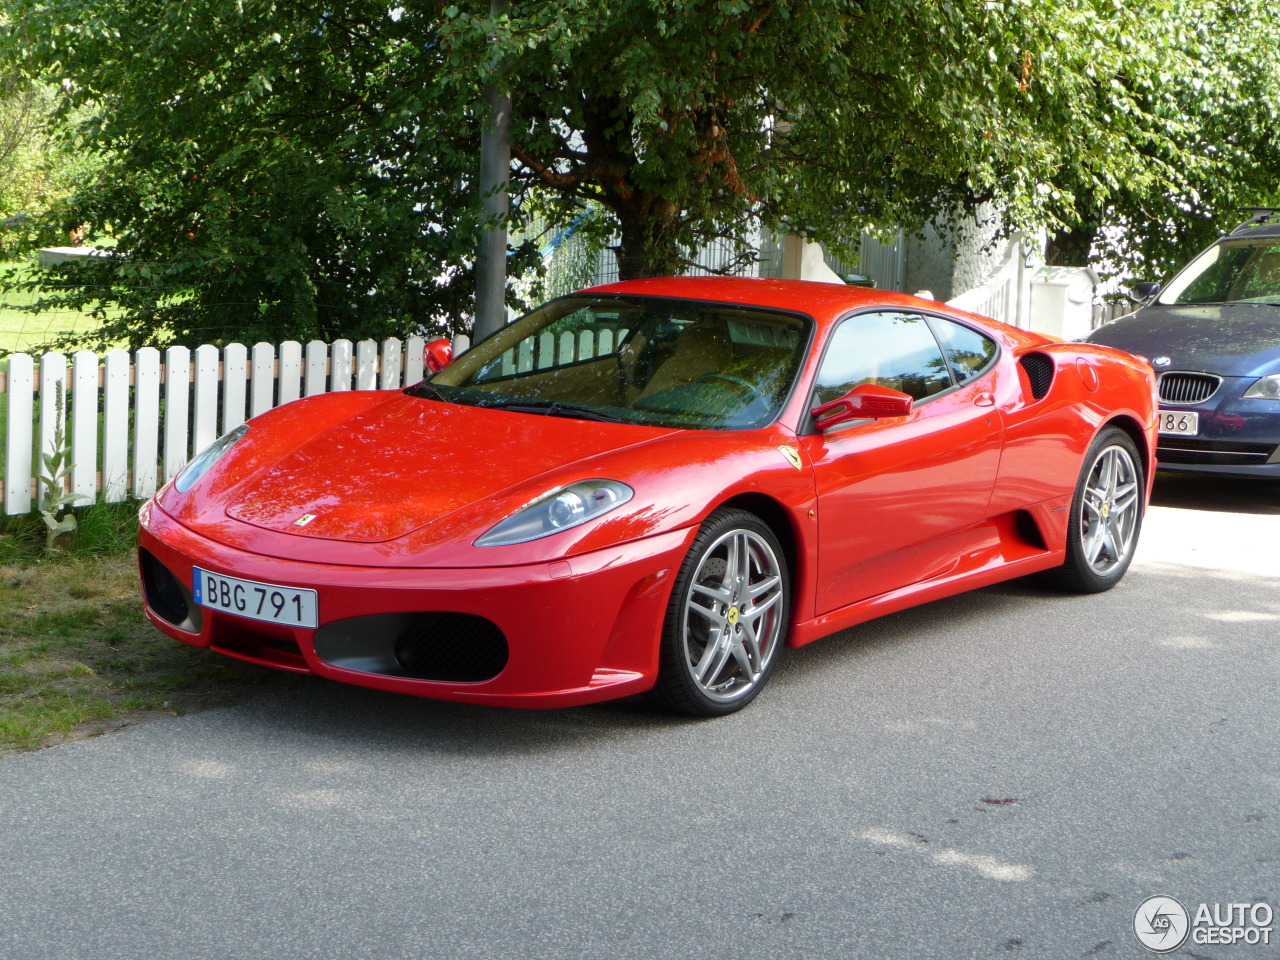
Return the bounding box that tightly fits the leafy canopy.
[2,0,500,348]
[4,0,1279,347]
[441,0,1278,280]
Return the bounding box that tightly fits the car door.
[798,311,1004,613]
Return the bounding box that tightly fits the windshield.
[423,295,810,429]
[1161,238,1280,305]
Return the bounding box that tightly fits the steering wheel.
[695,373,757,397]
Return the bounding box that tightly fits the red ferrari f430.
[139,278,1157,716]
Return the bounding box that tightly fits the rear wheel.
[1053,426,1144,593]
[651,509,789,717]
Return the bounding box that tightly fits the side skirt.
[789,511,1065,647]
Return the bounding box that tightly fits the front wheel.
[651,509,789,717]
[1053,426,1144,593]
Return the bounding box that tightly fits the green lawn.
[0,551,302,755]
[0,259,105,356]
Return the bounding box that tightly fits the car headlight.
[174,425,249,493]
[1243,374,1280,400]
[475,479,634,547]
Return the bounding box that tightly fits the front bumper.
[1156,375,1280,478]
[138,500,695,707]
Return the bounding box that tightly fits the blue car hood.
[1087,303,1280,377]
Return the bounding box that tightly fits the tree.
[439,0,1268,281]
[1044,0,1280,281]
[0,0,522,349]
[8,0,1279,348]
[0,74,52,218]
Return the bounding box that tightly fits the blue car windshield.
[423,295,810,430]
[1161,239,1280,305]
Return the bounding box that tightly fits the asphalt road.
[2,475,1278,960]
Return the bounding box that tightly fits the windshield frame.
[417,292,816,432]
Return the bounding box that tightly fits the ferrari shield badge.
[778,445,803,471]
[294,513,317,527]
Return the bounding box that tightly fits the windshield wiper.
[411,381,451,402]
[480,399,625,422]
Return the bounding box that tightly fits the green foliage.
[435,0,1280,282]
[0,77,53,222]
[0,0,540,349]
[35,381,85,552]
[5,0,1279,342]
[0,499,139,565]
[1053,0,1280,281]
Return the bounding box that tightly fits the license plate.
[193,568,318,628]
[1157,410,1199,436]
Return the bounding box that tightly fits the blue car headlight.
[174,425,249,493]
[475,479,634,547]
[1243,374,1280,400]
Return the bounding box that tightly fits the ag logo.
[1134,896,1190,953]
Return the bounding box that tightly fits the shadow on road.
[227,578,1073,757]
[1150,472,1280,514]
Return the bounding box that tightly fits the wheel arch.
[714,492,802,600]
[1101,413,1152,486]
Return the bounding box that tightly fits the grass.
[0,503,301,755]
[0,259,104,356]
[0,500,142,565]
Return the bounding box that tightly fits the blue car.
[1087,209,1280,478]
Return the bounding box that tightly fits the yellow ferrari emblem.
[727,606,740,625]
[778,445,803,471]
[294,513,317,527]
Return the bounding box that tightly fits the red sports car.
[139,277,1157,716]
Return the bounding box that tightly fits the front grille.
[1158,371,1221,405]
[1019,353,1054,400]
[1157,437,1276,465]
[140,550,189,625]
[393,613,508,682]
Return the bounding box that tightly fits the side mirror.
[423,337,453,373]
[811,384,913,430]
[1129,281,1160,302]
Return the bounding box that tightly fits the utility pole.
[473,0,510,342]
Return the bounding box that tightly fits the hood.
[1087,303,1280,377]
[224,394,675,543]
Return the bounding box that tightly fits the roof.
[584,275,942,320]
[1228,208,1280,238]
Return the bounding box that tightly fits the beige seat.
[636,322,733,397]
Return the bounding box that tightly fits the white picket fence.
[946,237,1029,330]
[1,334,470,516]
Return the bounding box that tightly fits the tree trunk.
[612,192,683,279]
[1045,223,1098,267]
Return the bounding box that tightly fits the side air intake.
[1019,353,1054,400]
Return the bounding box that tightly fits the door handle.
[974,393,996,407]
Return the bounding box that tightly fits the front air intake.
[139,549,191,626]
[394,613,509,682]
[1019,353,1054,400]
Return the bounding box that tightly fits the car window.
[469,304,632,384]
[814,312,952,405]
[1162,239,1280,305]
[426,296,810,430]
[928,317,998,383]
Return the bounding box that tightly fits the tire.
[1052,426,1144,593]
[650,508,790,717]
